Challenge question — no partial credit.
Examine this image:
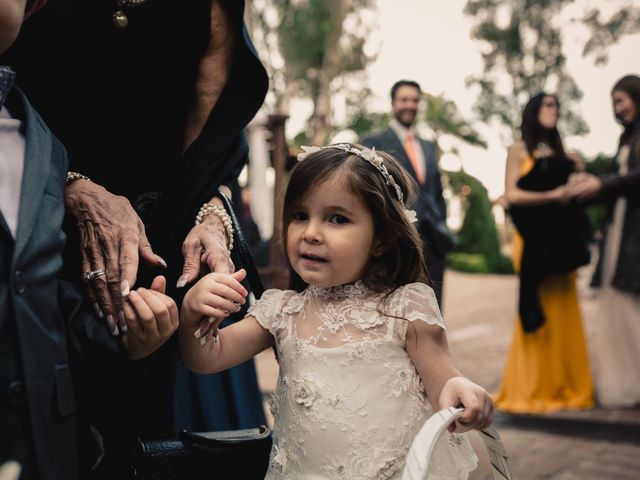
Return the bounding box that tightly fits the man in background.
[362,80,455,305]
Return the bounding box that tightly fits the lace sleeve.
[399,282,445,329]
[247,289,289,334]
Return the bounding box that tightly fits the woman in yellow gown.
[494,93,594,413]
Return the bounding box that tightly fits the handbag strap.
[402,407,513,480]
[180,425,271,448]
[216,192,265,299]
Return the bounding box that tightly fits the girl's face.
[286,174,378,289]
[612,90,637,126]
[538,96,559,129]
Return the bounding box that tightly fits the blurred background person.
[570,74,640,408]
[361,80,455,306]
[494,92,594,413]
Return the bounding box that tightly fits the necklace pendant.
[113,10,129,29]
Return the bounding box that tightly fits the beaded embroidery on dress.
[249,281,477,479]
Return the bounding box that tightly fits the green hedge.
[445,170,513,274]
[584,153,611,233]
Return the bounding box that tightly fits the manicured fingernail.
[121,280,130,297]
[176,275,189,288]
[208,317,215,324]
[118,311,127,332]
[155,255,167,268]
[199,336,207,346]
[106,315,119,336]
[94,303,104,318]
[194,328,202,339]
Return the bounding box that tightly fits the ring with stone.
[83,269,105,282]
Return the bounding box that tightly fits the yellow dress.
[494,156,594,413]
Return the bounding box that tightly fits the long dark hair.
[611,74,640,146]
[521,92,566,158]
[282,144,428,293]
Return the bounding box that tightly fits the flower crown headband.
[297,143,417,223]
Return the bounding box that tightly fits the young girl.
[180,143,493,479]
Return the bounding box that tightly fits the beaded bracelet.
[66,171,91,183]
[195,203,234,251]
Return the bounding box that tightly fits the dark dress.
[508,154,591,331]
[3,0,268,476]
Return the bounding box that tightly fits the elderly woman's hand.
[176,201,234,288]
[65,179,166,335]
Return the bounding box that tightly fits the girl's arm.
[180,315,273,374]
[504,141,568,206]
[407,321,493,432]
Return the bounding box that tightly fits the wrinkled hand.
[65,180,166,334]
[438,376,494,433]
[177,210,234,288]
[121,276,179,360]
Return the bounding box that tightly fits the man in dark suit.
[362,80,455,305]
[1,2,176,478]
[0,4,90,479]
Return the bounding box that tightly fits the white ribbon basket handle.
[402,406,513,480]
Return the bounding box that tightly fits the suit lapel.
[10,88,52,263]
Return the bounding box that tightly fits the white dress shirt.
[0,106,25,238]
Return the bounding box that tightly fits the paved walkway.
[254,270,640,479]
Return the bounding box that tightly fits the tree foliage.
[464,0,587,138]
[246,0,376,144]
[446,170,513,274]
[464,0,640,139]
[581,3,640,65]
[422,92,487,155]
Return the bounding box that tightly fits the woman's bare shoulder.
[507,140,527,156]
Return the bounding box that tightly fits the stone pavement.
[254,269,640,479]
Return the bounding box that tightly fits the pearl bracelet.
[66,171,90,183]
[195,203,234,251]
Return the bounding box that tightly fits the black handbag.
[131,193,271,480]
[131,426,272,479]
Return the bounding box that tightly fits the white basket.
[402,407,513,480]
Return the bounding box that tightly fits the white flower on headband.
[297,145,322,162]
[404,209,418,224]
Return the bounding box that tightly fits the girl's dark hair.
[521,92,565,158]
[282,144,428,293]
[611,74,640,144]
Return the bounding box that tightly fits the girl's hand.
[120,276,179,359]
[181,269,248,342]
[438,376,494,433]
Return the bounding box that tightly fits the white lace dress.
[249,281,477,479]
